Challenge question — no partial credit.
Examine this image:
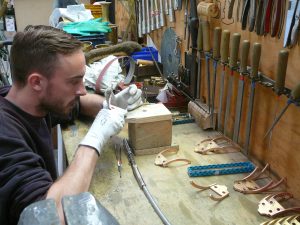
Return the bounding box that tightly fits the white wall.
[14,0,54,31]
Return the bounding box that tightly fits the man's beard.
[40,96,80,117]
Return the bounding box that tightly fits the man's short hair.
[10,25,83,86]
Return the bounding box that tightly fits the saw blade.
[161,28,181,78]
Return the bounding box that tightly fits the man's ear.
[27,73,46,91]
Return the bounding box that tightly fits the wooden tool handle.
[229,33,241,68]
[274,49,289,95]
[291,82,300,100]
[197,18,203,51]
[213,27,222,59]
[220,30,230,63]
[250,42,261,78]
[202,20,210,52]
[240,40,250,74]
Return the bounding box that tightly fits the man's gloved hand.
[104,84,143,111]
[79,107,127,155]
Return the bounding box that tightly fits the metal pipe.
[123,139,173,225]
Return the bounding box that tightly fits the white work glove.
[104,84,143,111]
[79,107,127,155]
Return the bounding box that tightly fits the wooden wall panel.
[116,0,300,198]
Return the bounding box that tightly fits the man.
[0,25,142,225]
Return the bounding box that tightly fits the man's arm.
[46,146,98,224]
[46,106,127,224]
[79,93,105,117]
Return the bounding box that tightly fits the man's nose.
[76,82,87,96]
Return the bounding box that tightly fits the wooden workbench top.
[62,120,267,225]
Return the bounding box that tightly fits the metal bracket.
[234,163,286,194]
[258,192,300,217]
[154,148,191,167]
[195,135,241,154]
[260,214,300,225]
[190,181,229,201]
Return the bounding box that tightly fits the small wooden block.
[126,104,173,152]
[188,100,217,130]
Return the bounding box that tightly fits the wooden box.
[126,104,172,154]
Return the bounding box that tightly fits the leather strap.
[241,0,251,30]
[271,0,283,37]
[95,56,135,94]
[248,0,257,31]
[264,0,274,34]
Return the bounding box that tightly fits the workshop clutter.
[131,47,158,62]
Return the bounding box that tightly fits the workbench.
[62,118,268,225]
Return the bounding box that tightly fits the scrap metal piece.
[62,192,119,225]
[154,147,191,167]
[190,181,229,201]
[18,199,60,225]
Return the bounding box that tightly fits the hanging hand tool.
[177,0,182,10]
[228,0,236,19]
[244,42,261,155]
[248,0,257,31]
[159,0,165,27]
[168,0,175,22]
[141,0,146,34]
[241,0,257,31]
[241,0,250,30]
[146,0,151,33]
[264,83,300,138]
[165,0,169,15]
[150,0,155,30]
[255,0,267,36]
[264,0,274,34]
[223,33,241,138]
[236,0,244,22]
[270,0,284,37]
[265,49,289,146]
[137,0,143,37]
[232,40,250,144]
[154,0,160,29]
[210,27,222,128]
[202,20,211,111]
[196,17,203,99]
[184,0,189,40]
[283,0,299,47]
[217,30,230,132]
[184,0,199,98]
